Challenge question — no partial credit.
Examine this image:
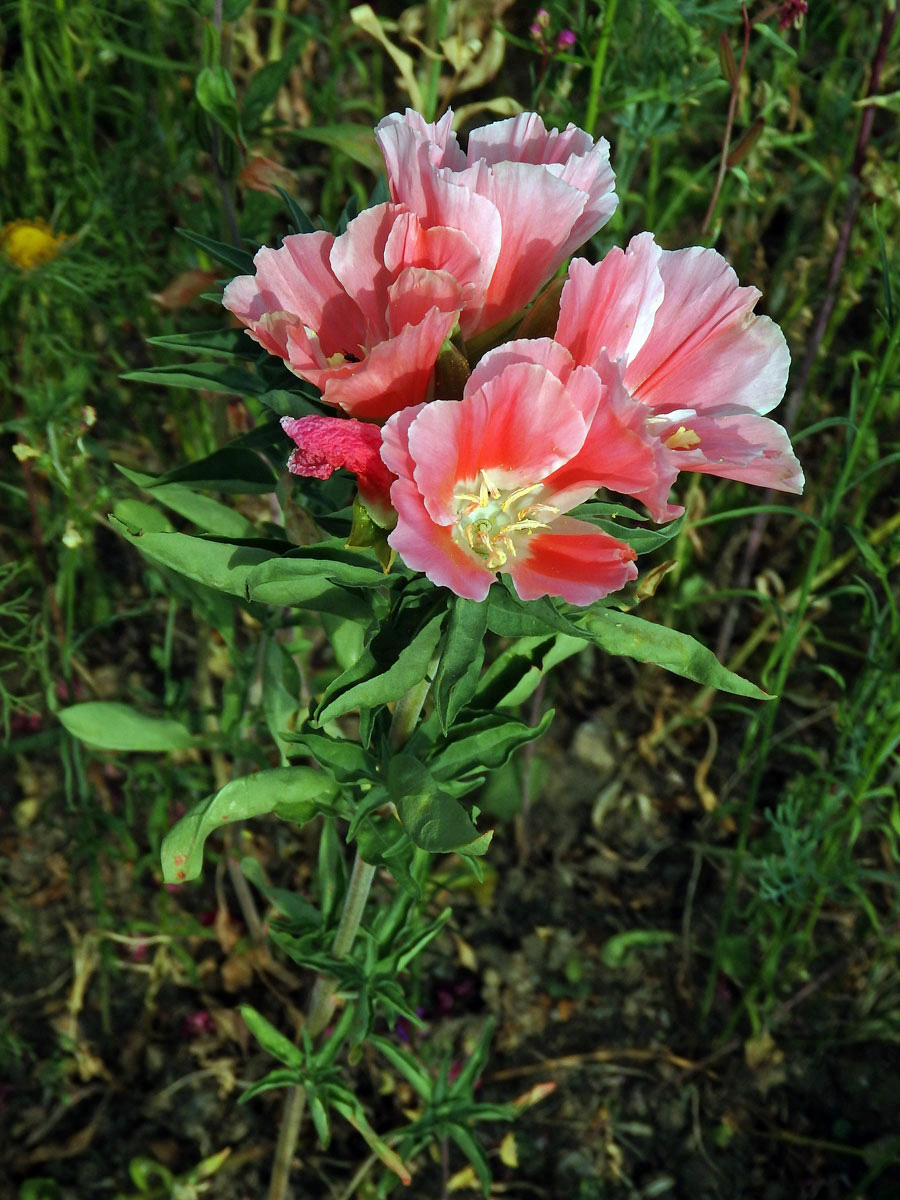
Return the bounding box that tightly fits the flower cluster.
[225,109,803,606]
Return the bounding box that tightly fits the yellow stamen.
[665,425,702,451]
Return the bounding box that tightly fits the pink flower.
[223,203,483,420]
[374,109,617,337]
[380,339,676,604]
[281,414,396,526]
[555,233,804,494]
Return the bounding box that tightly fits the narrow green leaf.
[155,447,278,493]
[147,327,258,358]
[121,362,267,395]
[110,517,279,596]
[370,1036,433,1099]
[316,608,445,724]
[274,186,318,235]
[161,766,339,882]
[239,1005,304,1068]
[246,542,391,599]
[176,227,255,274]
[600,929,678,968]
[433,597,487,733]
[579,608,772,699]
[429,710,555,782]
[286,729,379,783]
[59,702,194,752]
[243,34,306,132]
[447,1124,492,1197]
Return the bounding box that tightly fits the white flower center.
[453,471,557,570]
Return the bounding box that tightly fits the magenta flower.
[281,414,396,526]
[374,109,617,337]
[223,203,483,420]
[555,233,804,494]
[380,339,676,604]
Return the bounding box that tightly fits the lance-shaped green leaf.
[285,729,379,784]
[161,766,340,882]
[239,1004,305,1068]
[147,327,259,358]
[176,227,255,274]
[121,362,267,395]
[315,606,445,724]
[110,516,280,597]
[59,702,195,752]
[427,710,555,783]
[433,597,487,733]
[578,608,772,699]
[486,584,587,638]
[474,634,585,710]
[246,542,391,601]
[117,467,257,539]
[152,447,278,493]
[389,755,492,855]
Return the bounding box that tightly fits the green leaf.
[433,598,487,733]
[262,637,302,763]
[238,1067,302,1103]
[154,447,278,493]
[176,227,255,275]
[475,634,585,710]
[578,609,772,699]
[246,542,391,600]
[447,1123,492,1197]
[370,1036,433,1098]
[147,327,258,358]
[389,755,491,854]
[286,729,379,783]
[486,584,586,638]
[286,122,383,172]
[110,517,279,597]
[161,766,338,882]
[573,504,686,553]
[239,1005,304,1068]
[59,702,195,752]
[196,64,244,145]
[121,362,267,395]
[316,606,445,724]
[600,929,678,968]
[428,710,555,782]
[274,186,317,235]
[242,34,307,131]
[112,497,175,534]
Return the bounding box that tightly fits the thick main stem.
[267,667,435,1200]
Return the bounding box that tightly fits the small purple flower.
[779,0,808,29]
[557,29,577,49]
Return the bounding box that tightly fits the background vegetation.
[2,0,899,1196]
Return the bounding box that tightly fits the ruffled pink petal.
[376,109,467,173]
[383,214,484,310]
[407,364,588,523]
[506,514,637,605]
[556,234,664,367]
[657,410,805,493]
[459,159,590,331]
[380,403,426,481]
[466,336,576,395]
[328,204,401,341]
[386,266,463,337]
[319,306,457,420]
[223,232,366,361]
[281,415,396,524]
[466,114,618,259]
[542,358,679,520]
[388,478,494,600]
[623,244,790,417]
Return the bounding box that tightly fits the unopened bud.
[556,29,577,49]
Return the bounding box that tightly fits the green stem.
[584,0,619,136]
[267,668,435,1200]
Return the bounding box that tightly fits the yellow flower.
[0,218,68,270]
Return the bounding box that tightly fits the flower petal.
[658,410,805,493]
[544,357,681,520]
[407,364,588,522]
[506,515,637,605]
[281,414,396,524]
[556,233,664,367]
[624,244,790,417]
[388,479,494,600]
